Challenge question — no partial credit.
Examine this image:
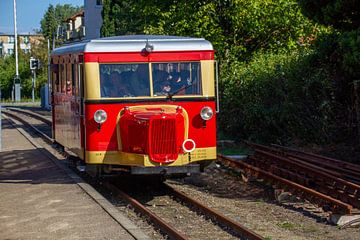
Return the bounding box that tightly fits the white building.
[84,0,103,40]
[0,33,42,57]
[65,11,85,41]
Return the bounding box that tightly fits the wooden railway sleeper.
[255,150,360,196]
[251,154,360,209]
[218,155,353,214]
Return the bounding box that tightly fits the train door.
[50,60,59,139]
[76,61,85,159]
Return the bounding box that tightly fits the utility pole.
[31,69,36,102]
[47,39,51,110]
[13,0,21,102]
[0,41,1,148]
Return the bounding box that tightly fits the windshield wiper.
[166,81,195,100]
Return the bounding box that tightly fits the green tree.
[298,0,360,31]
[101,0,318,60]
[298,0,360,143]
[40,4,82,46]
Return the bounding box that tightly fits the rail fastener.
[217,154,353,214]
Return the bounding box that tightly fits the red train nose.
[119,107,185,163]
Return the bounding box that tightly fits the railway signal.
[30,57,40,70]
[30,57,40,102]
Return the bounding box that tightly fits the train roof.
[51,35,213,55]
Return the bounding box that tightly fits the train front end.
[83,36,217,175]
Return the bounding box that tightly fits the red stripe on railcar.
[84,51,214,63]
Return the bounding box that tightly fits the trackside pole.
[0,88,2,151]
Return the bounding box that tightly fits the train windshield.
[100,64,150,98]
[99,62,202,98]
[152,62,202,96]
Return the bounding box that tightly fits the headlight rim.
[94,109,107,124]
[200,106,214,121]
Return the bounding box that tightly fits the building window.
[8,49,14,55]
[96,0,103,5]
[24,36,29,44]
[9,36,15,43]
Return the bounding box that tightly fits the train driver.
[155,81,172,96]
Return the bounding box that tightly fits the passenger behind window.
[102,72,130,97]
[153,69,169,96]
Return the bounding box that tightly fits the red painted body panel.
[84,101,216,152]
[120,107,185,163]
[84,51,214,63]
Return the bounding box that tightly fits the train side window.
[61,64,67,93]
[50,64,59,92]
[72,64,77,96]
[59,64,63,93]
[66,63,72,95]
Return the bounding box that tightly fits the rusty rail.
[104,182,189,240]
[252,149,360,209]
[247,142,360,184]
[163,183,264,240]
[6,107,52,126]
[271,144,360,173]
[217,154,353,214]
[271,144,360,183]
[3,110,53,144]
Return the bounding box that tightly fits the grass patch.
[277,221,297,230]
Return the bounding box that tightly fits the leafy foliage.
[0,45,47,100]
[298,0,360,31]
[298,0,360,144]
[220,50,334,143]
[102,0,319,60]
[40,4,82,44]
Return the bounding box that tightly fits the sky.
[0,0,83,34]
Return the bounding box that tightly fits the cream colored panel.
[201,60,215,97]
[85,147,217,166]
[84,63,100,99]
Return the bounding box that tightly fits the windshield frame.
[98,61,203,99]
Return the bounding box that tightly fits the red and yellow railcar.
[51,35,218,176]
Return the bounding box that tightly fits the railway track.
[219,142,360,215]
[3,107,264,240]
[105,181,264,240]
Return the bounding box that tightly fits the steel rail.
[250,154,360,210]
[103,182,189,240]
[252,149,360,209]
[3,109,53,144]
[163,183,264,240]
[271,144,360,173]
[269,144,360,182]
[287,154,360,184]
[247,142,360,185]
[217,154,353,214]
[6,107,52,126]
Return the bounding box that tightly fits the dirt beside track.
[166,163,360,240]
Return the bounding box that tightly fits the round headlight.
[94,109,107,124]
[200,106,213,121]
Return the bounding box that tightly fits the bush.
[219,50,334,144]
